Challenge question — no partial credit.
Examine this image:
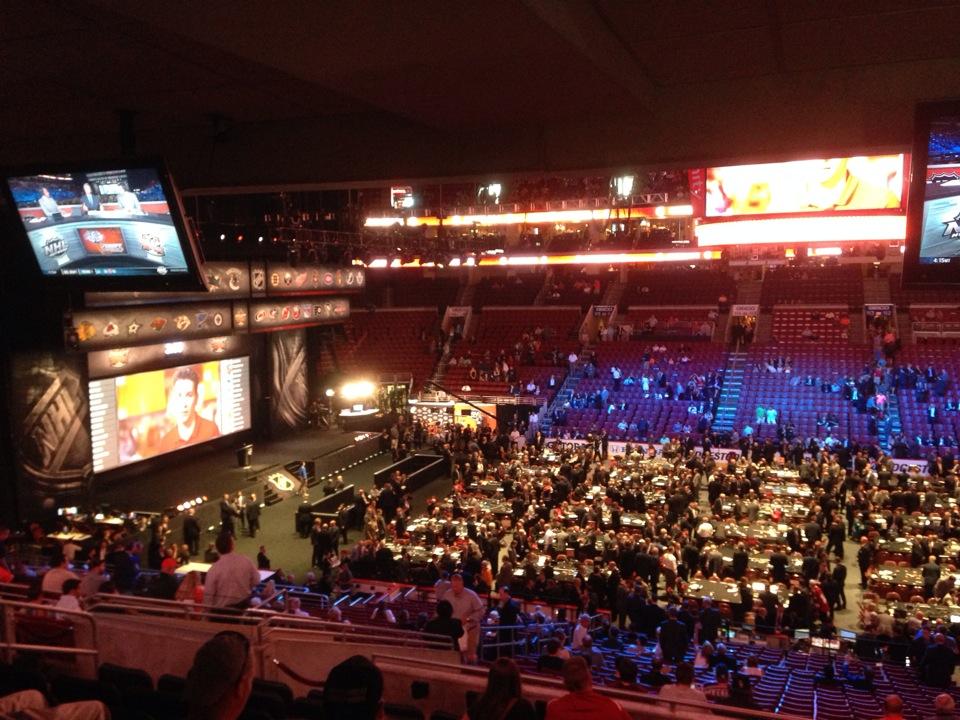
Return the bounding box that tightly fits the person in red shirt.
[545,656,631,720]
[158,367,219,452]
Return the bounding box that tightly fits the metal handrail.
[0,597,100,665]
[259,613,455,650]
[85,593,262,624]
[369,651,811,720]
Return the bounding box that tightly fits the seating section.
[440,308,580,398]
[772,309,852,344]
[621,269,736,306]
[893,340,960,442]
[336,310,440,389]
[619,308,717,339]
[475,276,544,306]
[760,265,864,306]
[734,343,873,440]
[890,273,960,306]
[390,274,461,308]
[559,341,725,440]
[544,270,609,306]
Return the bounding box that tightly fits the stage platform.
[92,427,381,515]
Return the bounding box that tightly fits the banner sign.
[265,264,365,295]
[68,301,233,351]
[730,304,759,317]
[593,305,616,317]
[248,297,349,331]
[87,335,250,379]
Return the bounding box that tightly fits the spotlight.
[325,388,336,398]
[219,233,226,241]
[195,497,203,504]
[340,380,375,401]
[258,236,264,243]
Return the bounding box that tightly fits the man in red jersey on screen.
[158,366,219,452]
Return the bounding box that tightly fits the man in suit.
[731,543,749,581]
[496,586,521,656]
[182,508,201,555]
[919,633,956,687]
[699,597,723,644]
[658,606,690,664]
[246,493,261,538]
[78,182,101,214]
[922,556,941,599]
[219,493,238,536]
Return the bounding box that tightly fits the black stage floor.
[92,427,366,514]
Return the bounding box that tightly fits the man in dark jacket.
[699,597,723,644]
[182,508,201,555]
[423,599,464,650]
[731,543,749,581]
[919,633,956,687]
[246,493,261,538]
[658,607,689,664]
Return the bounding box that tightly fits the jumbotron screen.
[705,155,904,217]
[915,114,960,266]
[4,166,194,279]
[89,357,251,473]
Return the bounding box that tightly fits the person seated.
[537,638,567,672]
[639,657,672,687]
[185,631,254,720]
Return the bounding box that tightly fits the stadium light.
[341,380,375,401]
[324,388,336,398]
[613,175,635,198]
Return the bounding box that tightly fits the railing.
[366,193,678,220]
[259,613,454,651]
[0,597,100,665]
[369,652,811,720]
[912,320,960,337]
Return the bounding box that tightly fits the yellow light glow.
[340,380,375,401]
[695,214,906,246]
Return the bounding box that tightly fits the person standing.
[204,533,260,609]
[294,461,309,497]
[235,492,247,533]
[446,574,484,663]
[182,508,201,556]
[219,493,239,536]
[246,493,261,538]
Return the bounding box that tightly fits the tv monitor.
[0,160,206,289]
[88,356,251,473]
[904,99,960,282]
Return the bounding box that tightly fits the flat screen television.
[0,160,206,289]
[903,99,960,283]
[88,356,251,473]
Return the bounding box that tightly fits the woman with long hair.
[466,658,535,720]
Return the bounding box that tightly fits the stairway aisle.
[712,349,746,433]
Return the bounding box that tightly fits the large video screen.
[914,113,960,266]
[89,357,251,473]
[705,155,904,217]
[2,164,202,284]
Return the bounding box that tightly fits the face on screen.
[170,375,199,427]
[89,357,251,473]
[5,166,191,278]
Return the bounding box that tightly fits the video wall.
[916,114,960,265]
[705,155,904,217]
[89,357,251,472]
[4,166,192,279]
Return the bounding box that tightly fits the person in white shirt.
[116,184,144,215]
[37,187,62,220]
[286,597,310,617]
[572,613,591,650]
[204,533,260,609]
[55,578,83,616]
[41,552,79,595]
[445,574,484,663]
